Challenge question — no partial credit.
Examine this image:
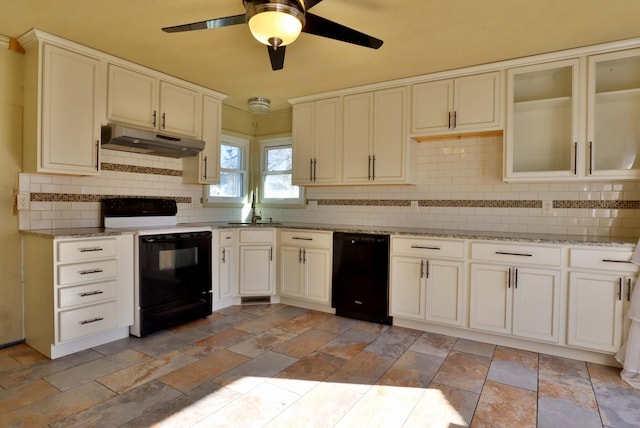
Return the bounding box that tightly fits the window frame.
[259,137,305,208]
[203,134,249,207]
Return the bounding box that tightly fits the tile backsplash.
[19,135,640,238]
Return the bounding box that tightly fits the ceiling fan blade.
[302,0,325,9]
[162,14,246,33]
[303,13,383,49]
[268,46,286,71]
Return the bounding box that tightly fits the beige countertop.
[21,223,638,247]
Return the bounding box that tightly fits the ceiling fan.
[162,0,383,71]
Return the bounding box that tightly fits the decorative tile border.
[312,199,640,209]
[30,193,191,204]
[101,163,182,177]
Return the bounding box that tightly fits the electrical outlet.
[307,200,318,211]
[17,193,30,210]
[542,200,553,214]
[411,200,419,213]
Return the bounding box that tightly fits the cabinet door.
[217,245,234,299]
[107,64,158,130]
[159,81,202,138]
[588,48,640,179]
[512,267,560,343]
[183,95,221,184]
[470,264,512,334]
[425,260,463,327]
[314,98,342,184]
[280,246,303,298]
[505,59,581,180]
[454,72,501,132]
[568,271,624,353]
[343,92,374,183]
[411,79,453,134]
[292,102,315,185]
[304,248,331,303]
[41,44,101,174]
[390,256,425,320]
[239,245,274,295]
[372,87,406,182]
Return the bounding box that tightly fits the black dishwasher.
[332,232,392,325]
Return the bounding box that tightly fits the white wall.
[20,134,640,238]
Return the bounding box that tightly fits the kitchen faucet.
[250,192,261,224]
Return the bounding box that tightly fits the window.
[205,135,249,205]
[260,137,304,206]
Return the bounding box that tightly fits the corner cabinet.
[238,229,276,296]
[411,72,502,137]
[279,230,332,304]
[20,31,103,175]
[22,233,134,359]
[390,237,465,327]
[292,97,342,185]
[107,63,203,138]
[183,95,222,184]
[343,87,416,184]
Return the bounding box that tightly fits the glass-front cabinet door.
[505,59,581,181]
[587,48,640,179]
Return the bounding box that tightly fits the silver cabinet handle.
[425,260,430,279]
[292,237,313,241]
[203,155,208,180]
[372,155,376,181]
[79,290,104,297]
[514,268,518,289]
[95,140,100,171]
[627,278,633,302]
[299,248,303,263]
[221,247,226,263]
[161,112,166,129]
[495,251,532,257]
[368,155,372,181]
[79,269,103,275]
[573,142,577,175]
[79,247,103,253]
[411,245,441,251]
[270,247,273,261]
[302,249,307,264]
[309,158,313,182]
[589,141,593,175]
[152,110,157,127]
[602,259,632,264]
[448,111,452,129]
[508,268,512,288]
[453,111,457,128]
[313,158,318,182]
[420,260,424,278]
[80,317,104,325]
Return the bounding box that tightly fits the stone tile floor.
[1,303,639,427]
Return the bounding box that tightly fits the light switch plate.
[17,193,30,210]
[307,200,318,211]
[542,200,553,214]
[411,200,419,213]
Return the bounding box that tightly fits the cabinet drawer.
[569,248,636,272]
[471,242,561,266]
[58,281,117,308]
[57,238,117,262]
[58,259,117,286]
[392,237,464,259]
[219,230,235,244]
[58,301,118,342]
[239,229,274,244]
[280,230,332,249]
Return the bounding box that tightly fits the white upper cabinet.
[343,87,415,184]
[505,59,581,181]
[411,72,502,137]
[292,97,342,185]
[183,95,222,184]
[107,64,202,138]
[587,48,640,179]
[21,33,103,175]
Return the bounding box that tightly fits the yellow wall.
[0,41,24,344]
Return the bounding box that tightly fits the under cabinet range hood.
[101,124,205,158]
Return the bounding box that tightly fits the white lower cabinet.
[469,242,561,343]
[567,247,638,353]
[279,230,332,304]
[214,229,237,304]
[238,229,276,296]
[23,233,134,359]
[390,237,464,327]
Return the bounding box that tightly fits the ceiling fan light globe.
[247,2,305,47]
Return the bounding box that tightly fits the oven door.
[138,230,212,335]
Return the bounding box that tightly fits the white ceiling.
[2,0,640,112]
